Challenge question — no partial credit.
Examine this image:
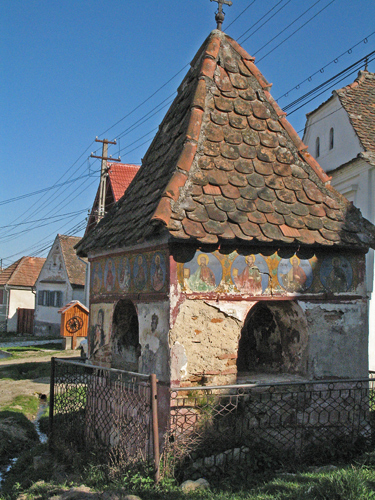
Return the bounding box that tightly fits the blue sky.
[1,0,375,266]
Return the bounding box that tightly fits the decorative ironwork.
[165,379,375,480]
[210,0,233,31]
[49,358,153,462]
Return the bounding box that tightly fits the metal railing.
[165,378,375,479]
[49,358,160,480]
[49,359,375,482]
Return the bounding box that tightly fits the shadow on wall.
[111,299,140,371]
[237,301,308,377]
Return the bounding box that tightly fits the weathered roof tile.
[76,31,375,256]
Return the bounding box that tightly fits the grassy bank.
[2,448,375,499]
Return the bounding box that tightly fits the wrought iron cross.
[210,0,233,31]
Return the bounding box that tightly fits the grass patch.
[3,445,375,500]
[2,395,42,419]
[1,344,63,353]
[0,361,51,381]
[0,410,39,466]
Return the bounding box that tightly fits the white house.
[34,234,87,336]
[303,69,375,368]
[0,256,45,333]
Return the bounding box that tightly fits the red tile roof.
[108,163,140,202]
[335,70,375,153]
[84,163,139,236]
[0,257,45,287]
[76,31,375,256]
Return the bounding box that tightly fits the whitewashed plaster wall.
[7,288,35,331]
[303,95,363,172]
[328,158,375,369]
[34,238,75,334]
[34,282,73,324]
[137,302,170,382]
[88,300,170,383]
[72,287,85,304]
[301,300,369,378]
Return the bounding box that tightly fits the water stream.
[0,399,48,486]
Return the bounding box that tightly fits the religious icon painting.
[134,254,147,291]
[278,256,313,293]
[104,258,116,292]
[91,262,102,294]
[91,308,105,355]
[183,251,222,292]
[231,254,269,294]
[320,256,353,293]
[118,256,131,292]
[151,252,166,291]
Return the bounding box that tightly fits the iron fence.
[49,358,159,476]
[50,360,375,482]
[165,378,375,480]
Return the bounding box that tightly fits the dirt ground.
[0,350,79,408]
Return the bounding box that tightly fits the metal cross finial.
[210,0,233,31]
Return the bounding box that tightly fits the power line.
[116,94,175,141]
[287,56,375,115]
[225,0,257,30]
[0,209,89,230]
[0,174,95,206]
[276,31,375,101]
[237,0,287,44]
[283,51,375,113]
[253,0,323,56]
[99,64,190,138]
[256,0,337,63]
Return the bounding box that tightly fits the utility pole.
[91,138,121,223]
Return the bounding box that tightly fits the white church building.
[303,70,375,368]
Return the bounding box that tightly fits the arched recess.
[237,301,308,377]
[111,299,140,371]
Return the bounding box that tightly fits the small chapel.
[76,6,375,389]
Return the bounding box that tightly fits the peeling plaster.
[171,341,188,385]
[203,300,256,322]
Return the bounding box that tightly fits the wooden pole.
[150,374,160,483]
[48,357,55,451]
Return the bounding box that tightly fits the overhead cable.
[276,30,375,101]
[253,0,323,55]
[237,0,288,44]
[256,0,336,63]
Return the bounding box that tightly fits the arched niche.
[111,299,140,371]
[237,301,308,378]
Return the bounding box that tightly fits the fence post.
[150,373,160,483]
[49,356,55,451]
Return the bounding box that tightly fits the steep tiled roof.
[0,257,45,287]
[108,163,140,202]
[58,235,86,286]
[335,70,375,152]
[76,31,375,256]
[84,163,139,236]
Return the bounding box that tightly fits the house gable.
[303,94,363,172]
[34,235,86,336]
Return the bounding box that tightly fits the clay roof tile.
[76,33,375,256]
[0,257,45,287]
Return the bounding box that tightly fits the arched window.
[329,127,334,149]
[111,299,140,371]
[237,301,308,376]
[315,137,320,158]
